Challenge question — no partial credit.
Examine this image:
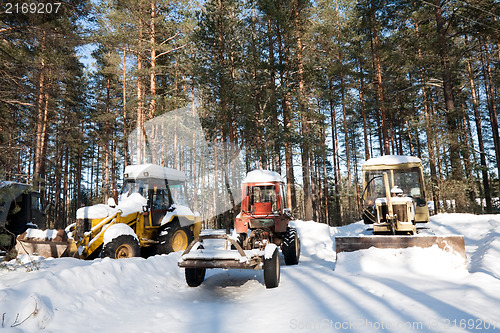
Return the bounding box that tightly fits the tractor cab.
[235,170,290,234]
[362,155,430,226]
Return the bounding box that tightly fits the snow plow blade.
[335,235,466,259]
[178,234,263,270]
[15,231,78,258]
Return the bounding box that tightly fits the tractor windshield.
[169,183,188,206]
[120,180,149,198]
[248,185,278,212]
[364,167,423,206]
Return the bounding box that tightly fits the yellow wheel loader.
[15,164,201,259]
[336,155,466,259]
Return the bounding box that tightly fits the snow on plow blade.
[335,235,466,260]
[15,230,78,258]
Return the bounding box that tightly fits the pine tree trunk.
[329,79,342,225]
[137,17,145,164]
[480,44,500,180]
[434,0,462,180]
[369,11,390,155]
[359,62,370,161]
[123,48,128,167]
[34,32,48,189]
[296,7,313,221]
[149,1,157,119]
[278,26,296,209]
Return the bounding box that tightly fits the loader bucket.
[15,231,78,258]
[335,235,466,260]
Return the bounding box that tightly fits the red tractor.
[178,170,300,288]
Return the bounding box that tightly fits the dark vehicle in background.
[0,181,45,252]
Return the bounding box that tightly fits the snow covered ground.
[1,213,500,332]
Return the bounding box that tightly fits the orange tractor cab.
[234,170,293,250]
[178,170,300,289]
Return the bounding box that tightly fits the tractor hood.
[76,193,147,220]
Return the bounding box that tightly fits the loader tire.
[263,247,280,289]
[102,235,140,259]
[185,267,206,287]
[282,227,300,265]
[157,223,193,254]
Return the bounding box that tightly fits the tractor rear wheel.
[157,223,194,254]
[282,227,300,265]
[102,235,140,259]
[263,247,280,288]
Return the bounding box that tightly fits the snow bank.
[429,213,500,278]
[291,220,337,263]
[335,246,468,278]
[0,254,185,331]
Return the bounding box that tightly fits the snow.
[160,204,196,227]
[124,163,186,182]
[363,154,422,166]
[102,223,138,246]
[24,229,59,240]
[76,204,112,220]
[116,193,147,217]
[242,169,283,184]
[76,193,147,220]
[2,213,500,332]
[264,243,278,259]
[181,249,262,263]
[375,196,414,204]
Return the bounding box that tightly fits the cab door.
[150,188,171,226]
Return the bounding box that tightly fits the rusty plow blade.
[335,235,466,260]
[15,231,78,258]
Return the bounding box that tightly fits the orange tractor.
[178,170,300,288]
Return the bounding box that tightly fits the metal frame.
[178,234,264,270]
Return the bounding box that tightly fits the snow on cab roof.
[243,170,284,184]
[363,155,422,166]
[124,164,186,182]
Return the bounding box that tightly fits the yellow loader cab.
[72,164,201,259]
[362,155,430,226]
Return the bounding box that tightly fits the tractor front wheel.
[102,235,140,259]
[157,223,194,254]
[263,246,280,289]
[185,267,206,287]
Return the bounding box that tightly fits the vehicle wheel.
[102,235,140,259]
[282,227,300,265]
[157,223,194,254]
[263,246,280,289]
[185,267,206,287]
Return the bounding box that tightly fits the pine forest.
[1,0,499,229]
